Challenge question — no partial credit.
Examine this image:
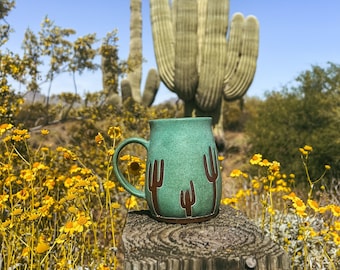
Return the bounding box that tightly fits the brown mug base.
[152,210,219,224]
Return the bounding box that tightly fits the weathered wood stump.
[120,205,290,270]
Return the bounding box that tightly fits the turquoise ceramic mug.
[112,117,222,223]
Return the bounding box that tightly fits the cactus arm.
[126,0,143,103]
[223,14,259,101]
[142,68,160,106]
[203,146,219,213]
[150,0,175,91]
[223,13,244,85]
[173,0,198,101]
[197,0,208,74]
[120,79,132,103]
[195,0,229,112]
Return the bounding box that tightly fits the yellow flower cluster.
[0,124,149,269]
[222,146,340,268]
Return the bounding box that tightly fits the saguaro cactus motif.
[203,146,219,213]
[180,180,196,216]
[121,0,160,106]
[147,159,164,215]
[149,0,259,131]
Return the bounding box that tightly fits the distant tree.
[38,16,76,122]
[0,0,26,124]
[0,0,15,45]
[246,63,340,185]
[100,30,126,106]
[22,28,42,100]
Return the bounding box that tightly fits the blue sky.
[4,0,340,103]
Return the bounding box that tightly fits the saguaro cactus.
[149,0,259,129]
[121,0,160,106]
[180,180,196,216]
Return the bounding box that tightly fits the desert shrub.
[246,63,340,186]
[222,97,263,132]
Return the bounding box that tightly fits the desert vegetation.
[1,1,339,269]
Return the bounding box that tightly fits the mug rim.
[149,117,212,123]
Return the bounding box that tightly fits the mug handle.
[112,137,149,199]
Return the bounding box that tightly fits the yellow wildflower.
[259,158,271,167]
[103,180,116,190]
[16,188,30,200]
[218,155,224,161]
[21,247,30,257]
[95,132,104,145]
[27,212,40,221]
[33,162,49,171]
[20,169,35,181]
[230,169,243,177]
[68,206,79,214]
[0,194,9,204]
[293,198,307,217]
[251,179,260,189]
[120,154,131,161]
[97,264,110,270]
[332,233,340,245]
[267,206,275,215]
[69,164,81,174]
[11,208,23,216]
[38,205,51,217]
[42,195,55,206]
[250,153,262,165]
[12,134,23,141]
[282,192,297,201]
[43,178,55,190]
[307,199,319,212]
[108,126,121,139]
[334,221,340,231]
[125,196,138,209]
[111,202,121,209]
[330,204,340,217]
[35,240,49,254]
[40,129,49,135]
[76,212,92,231]
[0,123,13,135]
[269,161,280,174]
[324,164,331,170]
[64,177,74,188]
[221,197,238,205]
[107,148,114,156]
[303,145,313,152]
[299,148,308,155]
[60,221,77,235]
[55,233,67,244]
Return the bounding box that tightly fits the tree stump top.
[120,205,290,269]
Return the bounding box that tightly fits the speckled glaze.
[112,117,222,223]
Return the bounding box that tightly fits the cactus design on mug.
[180,180,196,217]
[147,159,164,215]
[203,146,219,213]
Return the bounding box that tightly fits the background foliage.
[245,63,340,187]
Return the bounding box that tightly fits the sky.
[3,0,340,104]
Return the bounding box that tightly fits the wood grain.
[119,205,290,270]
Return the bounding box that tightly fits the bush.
[245,63,340,186]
